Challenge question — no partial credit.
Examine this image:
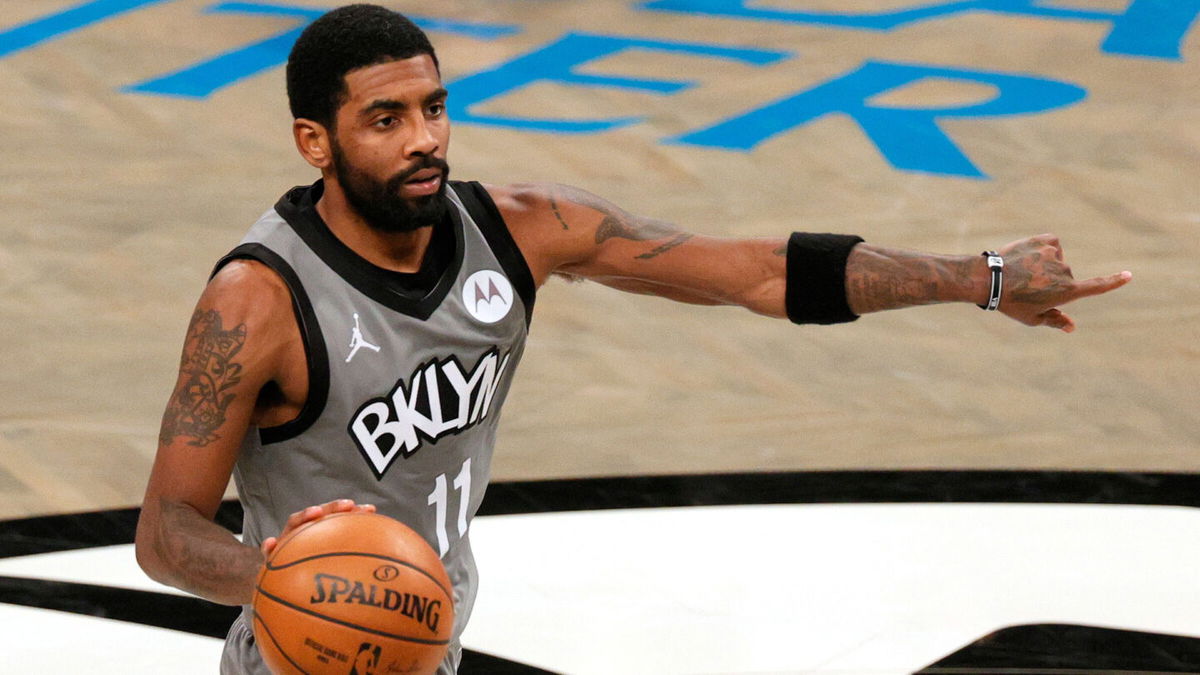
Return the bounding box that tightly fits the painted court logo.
[463,270,512,324]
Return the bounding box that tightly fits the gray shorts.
[219,611,462,674]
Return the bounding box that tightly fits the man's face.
[329,55,451,233]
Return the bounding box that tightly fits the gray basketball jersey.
[215,180,533,675]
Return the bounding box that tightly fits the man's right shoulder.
[210,257,287,292]
[201,257,293,322]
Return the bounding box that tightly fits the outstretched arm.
[492,183,793,315]
[490,183,1131,331]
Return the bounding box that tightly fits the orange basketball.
[252,511,454,675]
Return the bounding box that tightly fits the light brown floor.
[1,0,1197,519]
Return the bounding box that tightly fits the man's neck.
[315,178,435,273]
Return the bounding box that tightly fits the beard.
[331,141,450,234]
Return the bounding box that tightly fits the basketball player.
[133,4,1132,673]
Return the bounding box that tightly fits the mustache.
[387,156,450,192]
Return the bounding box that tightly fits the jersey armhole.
[211,243,330,445]
[452,181,536,326]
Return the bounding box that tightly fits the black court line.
[2,471,1197,560]
[476,470,1200,515]
[0,576,554,673]
[0,574,241,638]
[0,498,242,560]
[917,624,1200,673]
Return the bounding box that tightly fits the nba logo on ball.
[463,270,512,324]
[350,643,380,675]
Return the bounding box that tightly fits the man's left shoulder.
[471,181,553,219]
[462,182,584,285]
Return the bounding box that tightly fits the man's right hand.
[261,499,377,557]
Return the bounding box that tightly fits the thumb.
[1038,308,1075,333]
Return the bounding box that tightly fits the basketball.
[252,511,454,675]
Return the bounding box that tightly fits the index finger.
[1067,270,1133,302]
[282,499,357,531]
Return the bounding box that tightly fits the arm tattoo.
[594,212,681,244]
[549,194,570,230]
[846,248,976,313]
[637,233,694,259]
[155,498,262,602]
[549,184,687,258]
[160,309,247,447]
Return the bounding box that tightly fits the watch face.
[987,255,1004,268]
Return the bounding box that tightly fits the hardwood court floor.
[0,0,1197,520]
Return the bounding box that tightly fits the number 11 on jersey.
[426,458,472,558]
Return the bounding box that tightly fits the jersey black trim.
[450,181,536,327]
[212,243,330,445]
[274,181,464,321]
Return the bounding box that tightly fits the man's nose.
[407,115,439,156]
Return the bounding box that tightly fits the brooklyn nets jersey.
[215,180,534,675]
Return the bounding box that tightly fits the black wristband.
[785,232,864,325]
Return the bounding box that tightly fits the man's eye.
[427,103,445,117]
[374,116,396,128]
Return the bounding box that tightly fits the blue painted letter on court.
[124,2,520,98]
[445,32,789,133]
[670,61,1087,178]
[638,0,1200,60]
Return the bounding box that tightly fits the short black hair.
[286,4,439,128]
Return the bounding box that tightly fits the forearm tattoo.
[160,309,247,447]
[846,248,976,313]
[637,234,693,259]
[155,498,262,601]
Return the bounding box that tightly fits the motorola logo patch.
[463,270,513,324]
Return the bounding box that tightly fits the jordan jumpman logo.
[346,313,381,363]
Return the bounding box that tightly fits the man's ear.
[294,118,333,170]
